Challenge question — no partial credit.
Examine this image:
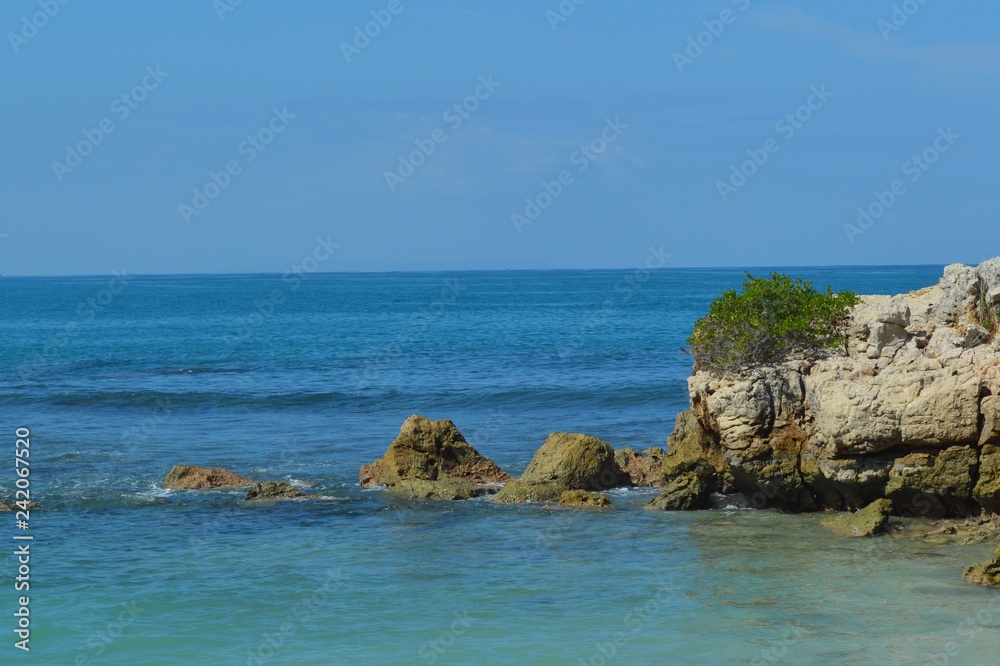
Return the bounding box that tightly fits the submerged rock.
[360,415,510,499]
[821,499,893,537]
[245,481,304,501]
[0,500,40,511]
[662,259,1000,516]
[386,478,494,501]
[493,480,564,504]
[558,490,612,508]
[963,544,1000,587]
[615,447,664,487]
[163,465,252,490]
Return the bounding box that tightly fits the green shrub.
[977,289,998,336]
[688,273,859,375]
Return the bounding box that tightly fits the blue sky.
[1,0,998,275]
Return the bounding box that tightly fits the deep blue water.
[1,267,998,665]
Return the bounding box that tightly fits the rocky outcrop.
[360,415,511,499]
[663,259,1000,517]
[963,544,1000,587]
[615,447,665,487]
[821,499,893,537]
[163,465,252,490]
[493,433,623,504]
[245,481,304,501]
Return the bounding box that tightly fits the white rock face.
[672,259,1000,516]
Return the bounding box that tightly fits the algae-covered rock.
[821,498,893,537]
[520,433,620,490]
[245,481,304,501]
[387,478,495,501]
[493,433,624,505]
[558,490,612,508]
[359,415,511,500]
[163,465,253,490]
[492,480,564,504]
[963,544,1000,587]
[615,447,664,487]
[645,466,715,511]
[973,444,1000,515]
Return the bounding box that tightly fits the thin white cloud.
[750,5,1000,82]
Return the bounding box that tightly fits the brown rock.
[163,465,252,490]
[927,524,958,536]
[359,459,389,487]
[614,447,664,487]
[361,415,511,488]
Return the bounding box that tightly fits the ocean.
[1,266,998,665]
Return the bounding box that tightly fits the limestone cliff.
[660,259,1000,517]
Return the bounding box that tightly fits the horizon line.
[0,262,962,279]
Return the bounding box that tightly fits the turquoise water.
[1,267,998,664]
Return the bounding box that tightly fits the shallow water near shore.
[2,267,999,664]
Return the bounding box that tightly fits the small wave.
[283,477,316,489]
[140,486,176,499]
[711,492,755,510]
[605,486,659,496]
